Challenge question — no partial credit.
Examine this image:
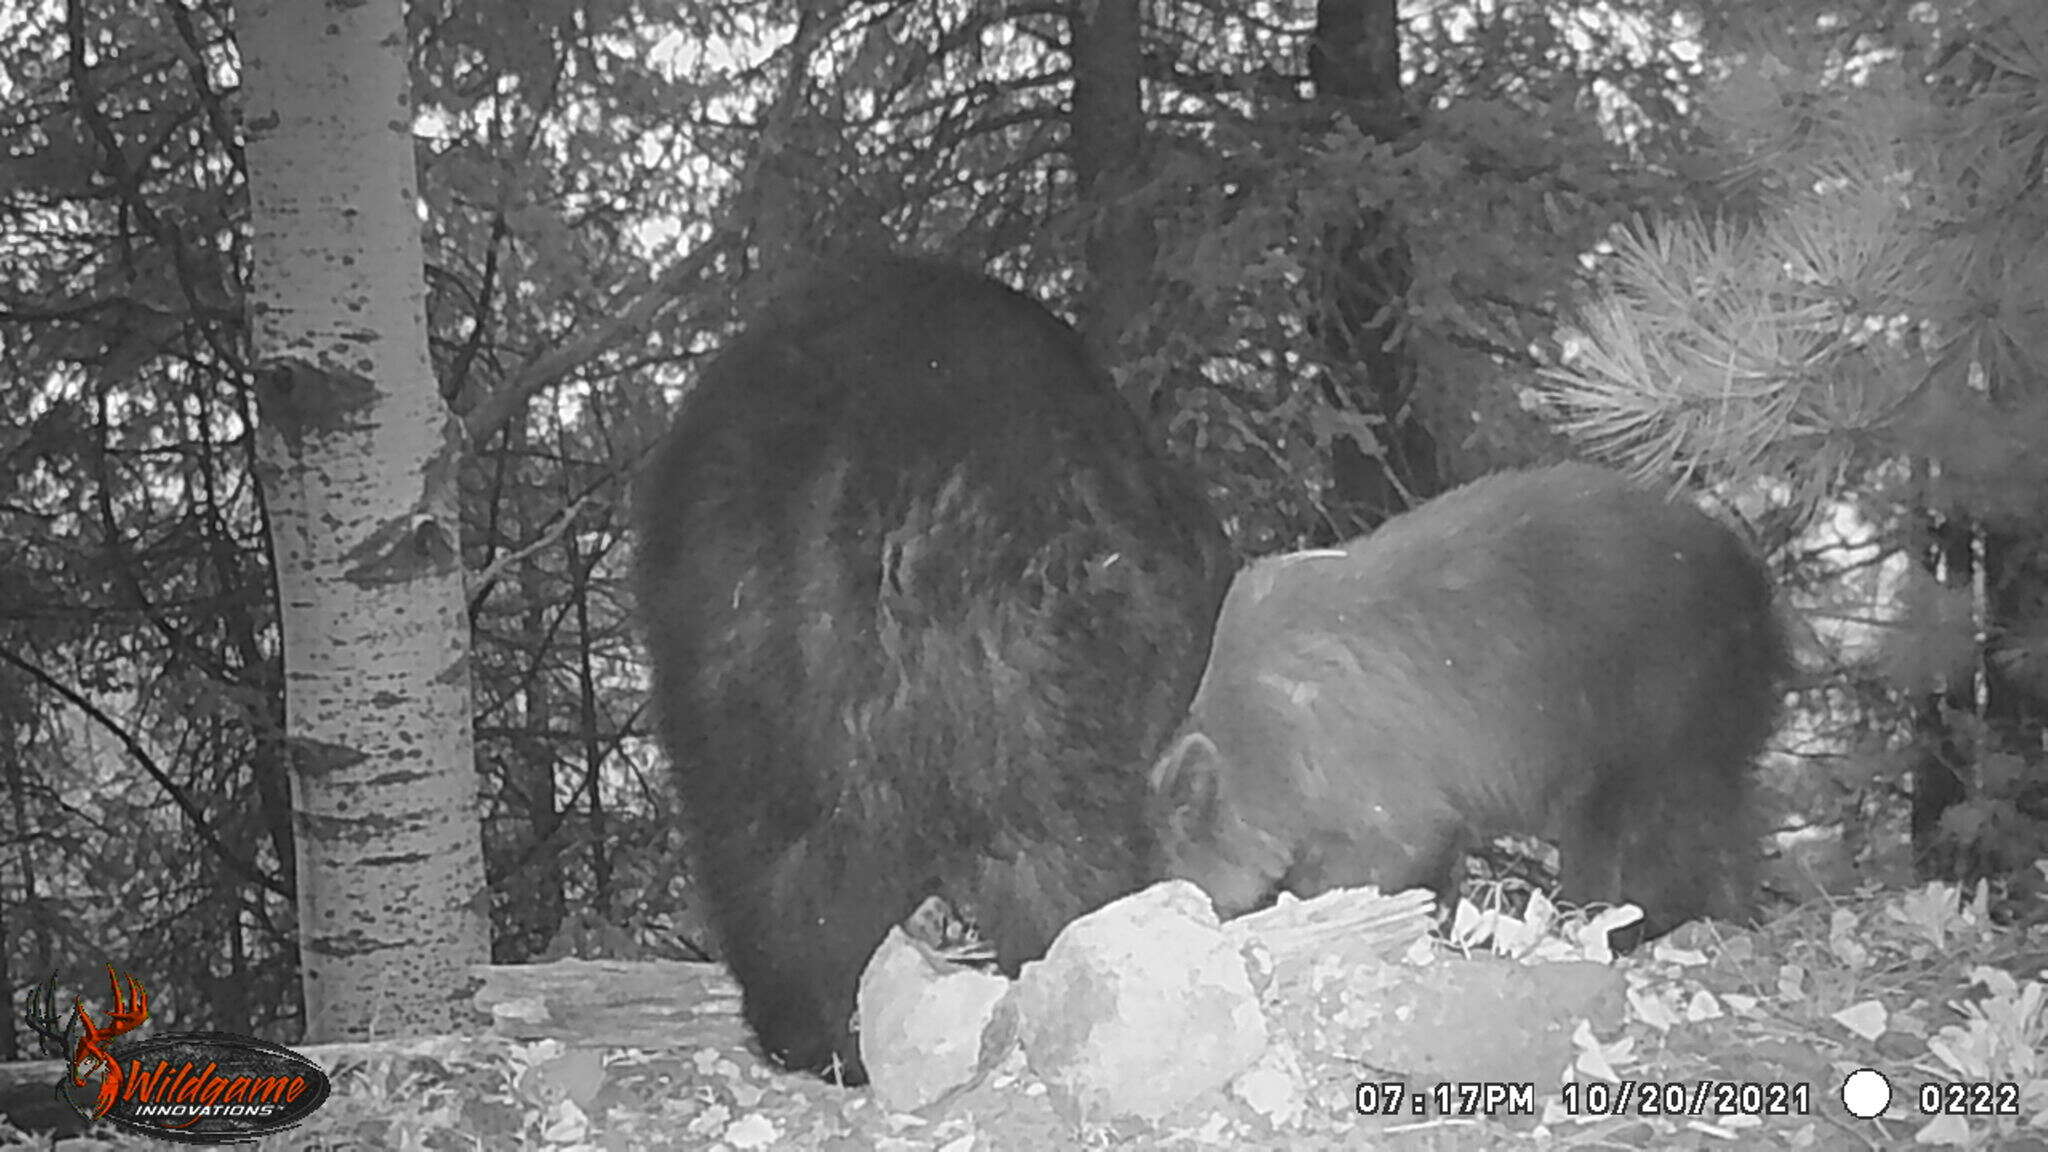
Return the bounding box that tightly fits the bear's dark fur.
[1151,463,1789,940]
[634,257,1233,1083]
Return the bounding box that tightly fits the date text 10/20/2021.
[1355,1080,1816,1120]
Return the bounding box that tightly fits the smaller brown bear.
[1151,463,1790,939]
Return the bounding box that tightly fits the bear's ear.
[1150,730,1226,820]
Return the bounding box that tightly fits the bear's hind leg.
[707,824,928,1086]
[960,834,1153,974]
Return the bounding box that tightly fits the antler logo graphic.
[22,967,150,1121]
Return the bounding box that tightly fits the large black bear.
[634,257,1234,1083]
[1151,463,1789,940]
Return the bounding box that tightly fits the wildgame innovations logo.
[22,967,331,1144]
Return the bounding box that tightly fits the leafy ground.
[3,882,2044,1151]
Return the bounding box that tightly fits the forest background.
[2,0,2046,1060]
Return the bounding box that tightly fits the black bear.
[1150,463,1789,940]
[633,257,1234,1083]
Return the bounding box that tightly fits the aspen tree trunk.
[236,0,489,1039]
